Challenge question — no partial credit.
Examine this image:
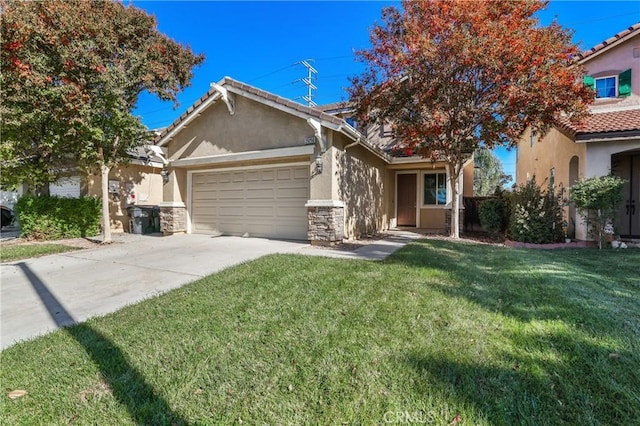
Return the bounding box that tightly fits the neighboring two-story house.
[516,23,640,240]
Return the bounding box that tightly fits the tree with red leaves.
[1,0,203,242]
[349,0,593,238]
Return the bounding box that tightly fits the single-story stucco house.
[153,77,474,243]
[11,147,166,233]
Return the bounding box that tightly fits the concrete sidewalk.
[302,230,423,260]
[1,230,420,350]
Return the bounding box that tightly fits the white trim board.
[172,145,314,168]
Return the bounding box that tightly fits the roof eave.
[155,89,223,147]
[575,129,640,143]
[577,24,640,64]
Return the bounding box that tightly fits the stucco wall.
[87,164,163,232]
[334,134,387,239]
[385,160,470,232]
[585,139,640,177]
[516,127,586,187]
[584,36,640,105]
[166,97,314,161]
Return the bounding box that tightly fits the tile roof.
[576,108,640,134]
[317,101,352,114]
[559,108,640,139]
[577,22,640,62]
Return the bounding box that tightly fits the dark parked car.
[1,205,15,227]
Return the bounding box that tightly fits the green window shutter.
[583,75,595,89]
[618,69,632,97]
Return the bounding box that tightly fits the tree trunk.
[101,164,112,243]
[448,163,460,239]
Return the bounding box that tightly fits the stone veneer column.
[445,207,465,235]
[159,202,187,236]
[305,200,345,245]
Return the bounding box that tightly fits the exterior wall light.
[315,154,323,174]
[160,168,169,184]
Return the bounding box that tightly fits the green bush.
[479,198,505,240]
[508,178,564,244]
[14,195,101,240]
[570,175,626,249]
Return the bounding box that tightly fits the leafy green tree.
[1,0,203,242]
[473,148,512,196]
[570,175,626,249]
[349,0,593,238]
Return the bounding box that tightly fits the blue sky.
[132,1,640,179]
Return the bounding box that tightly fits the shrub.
[570,175,626,249]
[14,195,101,240]
[508,178,564,244]
[479,198,505,240]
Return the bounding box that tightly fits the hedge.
[14,195,101,240]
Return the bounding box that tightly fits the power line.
[246,63,297,83]
[561,11,640,26]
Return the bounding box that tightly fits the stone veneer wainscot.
[306,200,345,245]
[159,202,187,235]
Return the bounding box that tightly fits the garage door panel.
[191,164,309,240]
[277,186,308,198]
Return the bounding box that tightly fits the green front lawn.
[0,243,80,262]
[1,241,638,425]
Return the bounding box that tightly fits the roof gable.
[577,22,640,63]
[154,77,352,147]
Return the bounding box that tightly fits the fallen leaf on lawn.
[512,364,520,371]
[193,388,203,395]
[8,390,27,399]
[450,414,462,425]
[196,345,203,353]
[609,352,621,359]
[288,384,293,392]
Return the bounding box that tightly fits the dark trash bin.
[127,205,160,234]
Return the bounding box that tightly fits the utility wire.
[246,62,297,83]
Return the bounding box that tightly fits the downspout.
[340,125,361,149]
[306,118,326,152]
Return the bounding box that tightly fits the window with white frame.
[424,172,447,205]
[584,69,631,98]
[595,76,617,98]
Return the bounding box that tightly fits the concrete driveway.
[0,234,308,350]
[1,230,420,351]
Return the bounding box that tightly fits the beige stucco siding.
[420,209,446,231]
[166,96,314,161]
[516,127,586,187]
[383,159,472,232]
[87,164,163,232]
[334,134,387,239]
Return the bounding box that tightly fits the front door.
[614,154,640,238]
[397,173,417,227]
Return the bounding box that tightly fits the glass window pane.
[595,77,616,98]
[424,174,437,204]
[437,174,447,204]
[424,173,447,205]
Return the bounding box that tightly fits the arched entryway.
[568,156,579,238]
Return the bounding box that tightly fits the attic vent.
[634,47,640,58]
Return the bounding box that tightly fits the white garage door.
[191,165,309,240]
